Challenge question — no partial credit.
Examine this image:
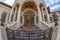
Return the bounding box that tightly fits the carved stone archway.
[20,1,38,25]
[21,1,37,12]
[23,10,35,32]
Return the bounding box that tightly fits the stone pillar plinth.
[56,28,60,40]
[51,28,58,40]
[0,26,7,40]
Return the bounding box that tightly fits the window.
[20,16,22,24]
[11,8,16,21]
[36,16,38,24]
[15,13,17,21]
[15,7,18,21]
[43,8,45,11]
[50,17,53,22]
[53,14,58,26]
[11,13,14,21]
[44,15,48,22]
[47,7,50,14]
[8,13,10,21]
[1,11,7,26]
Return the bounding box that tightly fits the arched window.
[39,4,44,21]
[39,4,48,22]
[11,8,15,21]
[11,4,19,22]
[1,11,7,26]
[15,12,17,21]
[53,13,58,26]
[43,8,48,22]
[47,7,50,14]
[7,13,10,21]
[20,16,22,24]
[44,15,48,22]
[50,17,53,22]
[15,4,19,21]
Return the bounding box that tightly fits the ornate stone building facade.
[0,0,60,40]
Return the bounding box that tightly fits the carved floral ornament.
[21,2,37,11]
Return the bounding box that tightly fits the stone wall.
[0,26,7,40]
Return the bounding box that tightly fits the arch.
[24,10,35,16]
[14,3,20,21]
[10,3,20,22]
[39,3,48,21]
[23,10,35,26]
[22,9,37,16]
[21,1,37,12]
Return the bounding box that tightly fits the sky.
[0,0,15,6]
[44,0,60,12]
[0,0,60,12]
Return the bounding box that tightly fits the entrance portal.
[24,10,35,32]
[6,10,52,40]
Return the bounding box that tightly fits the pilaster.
[37,4,43,29]
[9,6,15,22]
[37,5,42,21]
[17,5,22,28]
[41,7,45,21]
[5,13,9,22]
[13,7,17,21]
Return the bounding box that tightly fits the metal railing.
[6,26,52,40]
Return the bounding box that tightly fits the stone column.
[37,5,42,21]
[13,7,17,21]
[0,27,7,40]
[37,4,43,29]
[17,5,21,28]
[41,7,45,21]
[9,6,15,22]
